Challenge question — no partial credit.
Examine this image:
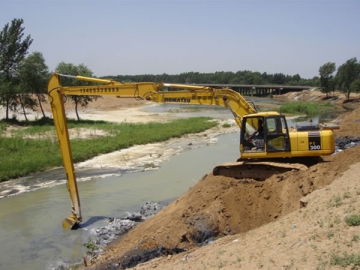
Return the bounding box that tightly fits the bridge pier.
[235,87,275,97]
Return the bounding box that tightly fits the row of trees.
[0,19,97,121]
[110,71,309,86]
[1,18,360,122]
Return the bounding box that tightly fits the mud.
[335,137,360,151]
[92,202,166,247]
[121,246,187,270]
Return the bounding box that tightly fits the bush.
[345,215,360,226]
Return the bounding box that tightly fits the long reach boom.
[47,73,257,229]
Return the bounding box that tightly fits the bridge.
[194,84,313,97]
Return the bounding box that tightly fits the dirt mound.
[334,107,360,138]
[87,124,360,269]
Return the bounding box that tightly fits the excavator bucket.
[62,214,80,230]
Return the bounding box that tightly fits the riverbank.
[83,107,360,270]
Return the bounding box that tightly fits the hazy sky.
[1,0,359,79]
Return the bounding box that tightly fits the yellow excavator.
[47,73,335,229]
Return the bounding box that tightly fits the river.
[0,127,240,270]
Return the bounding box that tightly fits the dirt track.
[73,95,360,269]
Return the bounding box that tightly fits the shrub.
[345,215,360,226]
[330,252,360,267]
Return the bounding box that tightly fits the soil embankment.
[89,143,360,270]
[81,93,360,269]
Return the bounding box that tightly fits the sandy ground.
[121,157,360,270]
[2,91,360,270]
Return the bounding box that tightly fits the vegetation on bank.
[279,101,334,116]
[0,117,217,182]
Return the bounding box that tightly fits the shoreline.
[0,116,238,199]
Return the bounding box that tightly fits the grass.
[83,237,99,254]
[353,235,360,243]
[345,215,360,226]
[222,123,232,128]
[330,252,360,268]
[279,101,334,116]
[0,117,217,182]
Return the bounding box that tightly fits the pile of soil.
[82,107,360,269]
[334,107,360,138]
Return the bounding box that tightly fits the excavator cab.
[240,114,291,156]
[242,117,265,151]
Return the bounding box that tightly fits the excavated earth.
[76,94,360,270]
[86,149,360,269]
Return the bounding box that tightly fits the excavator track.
[213,161,308,181]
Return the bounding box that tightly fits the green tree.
[272,73,286,84]
[0,18,33,120]
[336,58,360,99]
[329,76,338,97]
[350,79,360,93]
[292,74,301,82]
[55,62,98,121]
[319,62,336,97]
[109,70,318,88]
[17,52,49,120]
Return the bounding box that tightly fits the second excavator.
[47,73,336,229]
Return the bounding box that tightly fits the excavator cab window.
[242,117,265,152]
[265,116,291,152]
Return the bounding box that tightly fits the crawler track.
[213,161,308,180]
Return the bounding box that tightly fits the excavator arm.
[47,73,257,229]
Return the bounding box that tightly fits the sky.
[0,0,359,79]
